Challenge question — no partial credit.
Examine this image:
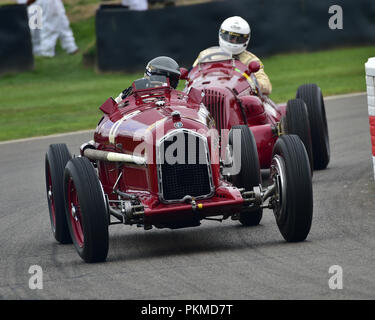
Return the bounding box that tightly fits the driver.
[193,16,272,96]
[115,56,181,103]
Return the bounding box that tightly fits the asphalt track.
[0,94,374,300]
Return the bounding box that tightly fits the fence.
[0,4,33,74]
[96,0,375,71]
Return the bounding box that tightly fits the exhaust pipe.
[83,148,146,166]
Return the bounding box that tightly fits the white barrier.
[365,57,375,180]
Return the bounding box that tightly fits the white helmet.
[219,16,251,55]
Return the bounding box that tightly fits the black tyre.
[45,144,72,244]
[229,125,263,226]
[64,157,109,263]
[296,84,330,170]
[271,135,313,242]
[284,98,313,172]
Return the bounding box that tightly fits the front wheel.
[64,157,109,263]
[229,125,263,226]
[271,135,313,242]
[45,144,72,244]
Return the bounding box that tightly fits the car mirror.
[249,61,260,73]
[180,67,189,80]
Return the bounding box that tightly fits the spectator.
[40,0,78,57]
[18,0,78,57]
[121,0,148,11]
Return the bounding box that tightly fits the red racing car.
[182,47,330,172]
[45,75,313,263]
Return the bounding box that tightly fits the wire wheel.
[67,178,84,248]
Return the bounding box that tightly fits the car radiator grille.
[158,131,213,202]
[203,89,226,133]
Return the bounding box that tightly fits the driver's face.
[228,35,239,44]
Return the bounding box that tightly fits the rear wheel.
[45,144,72,244]
[283,98,313,172]
[64,157,109,263]
[229,125,263,226]
[271,135,313,242]
[296,84,330,170]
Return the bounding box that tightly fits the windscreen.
[133,75,169,90]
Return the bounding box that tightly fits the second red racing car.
[182,47,330,171]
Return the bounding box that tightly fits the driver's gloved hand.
[121,86,133,100]
[114,86,133,104]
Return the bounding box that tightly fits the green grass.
[265,46,374,103]
[0,17,141,141]
[0,15,374,141]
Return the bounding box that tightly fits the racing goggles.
[145,65,177,78]
[220,29,249,44]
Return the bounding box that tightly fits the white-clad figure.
[37,0,78,57]
[17,0,42,55]
[121,0,148,11]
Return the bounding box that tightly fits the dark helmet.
[145,56,181,89]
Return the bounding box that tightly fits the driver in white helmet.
[193,16,272,95]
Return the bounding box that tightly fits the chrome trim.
[270,155,287,220]
[83,148,146,166]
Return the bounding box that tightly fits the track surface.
[1,94,374,299]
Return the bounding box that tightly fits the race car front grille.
[157,130,213,203]
[203,89,226,133]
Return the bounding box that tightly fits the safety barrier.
[0,4,33,74]
[365,58,375,180]
[96,0,375,72]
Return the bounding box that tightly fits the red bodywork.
[90,82,246,227]
[185,58,286,169]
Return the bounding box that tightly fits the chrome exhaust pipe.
[83,148,146,166]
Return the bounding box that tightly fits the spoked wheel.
[45,144,72,244]
[66,178,84,248]
[64,157,109,263]
[270,135,313,242]
[229,125,263,226]
[283,98,313,172]
[296,84,330,170]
